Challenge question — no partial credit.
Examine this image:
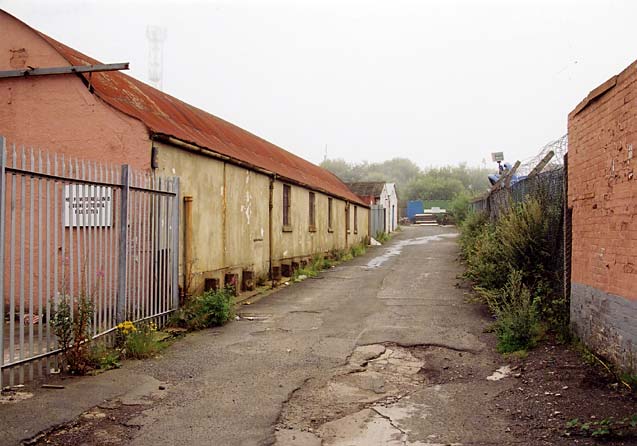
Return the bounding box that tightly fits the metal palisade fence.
[0,136,180,386]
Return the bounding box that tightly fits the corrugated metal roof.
[346,182,386,198]
[23,21,366,206]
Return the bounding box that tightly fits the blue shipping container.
[407,200,424,221]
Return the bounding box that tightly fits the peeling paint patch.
[241,190,253,224]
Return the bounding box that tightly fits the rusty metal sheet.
[35,31,367,206]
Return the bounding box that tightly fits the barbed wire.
[517,134,568,176]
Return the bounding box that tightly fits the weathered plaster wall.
[156,143,369,292]
[153,141,225,291]
[271,181,368,261]
[224,164,270,275]
[0,12,150,168]
[568,60,637,371]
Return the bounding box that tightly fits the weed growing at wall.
[89,342,121,371]
[375,232,391,244]
[50,293,94,375]
[169,288,235,331]
[119,321,163,359]
[484,270,540,353]
[350,242,367,257]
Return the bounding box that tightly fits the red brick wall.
[568,61,637,301]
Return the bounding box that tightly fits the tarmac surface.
[1,225,518,446]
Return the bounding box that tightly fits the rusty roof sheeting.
[346,182,386,198]
[26,25,366,206]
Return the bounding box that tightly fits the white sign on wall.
[64,185,113,227]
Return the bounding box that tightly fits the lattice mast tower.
[146,26,167,91]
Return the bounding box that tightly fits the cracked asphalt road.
[10,225,519,446]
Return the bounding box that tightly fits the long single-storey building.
[0,10,369,297]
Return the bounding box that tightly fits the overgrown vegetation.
[89,342,121,371]
[116,321,164,359]
[350,242,367,257]
[484,271,540,353]
[566,415,637,439]
[50,294,94,375]
[169,287,235,331]
[375,232,391,244]
[459,194,567,353]
[292,242,368,282]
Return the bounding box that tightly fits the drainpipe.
[183,196,194,297]
[269,175,276,289]
[222,163,227,268]
[345,202,349,247]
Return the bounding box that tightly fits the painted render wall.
[568,60,637,371]
[154,141,369,294]
[379,183,398,232]
[0,12,150,169]
[1,13,151,311]
[270,181,369,262]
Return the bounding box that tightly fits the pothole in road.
[276,343,477,445]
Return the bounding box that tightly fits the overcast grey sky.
[2,0,636,169]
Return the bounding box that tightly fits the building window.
[354,206,358,234]
[309,192,316,231]
[283,184,292,230]
[328,197,333,232]
[345,204,350,233]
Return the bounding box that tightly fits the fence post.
[171,177,180,310]
[0,136,6,388]
[116,165,129,323]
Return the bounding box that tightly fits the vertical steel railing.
[1,140,180,385]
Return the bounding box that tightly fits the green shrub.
[89,342,121,371]
[350,242,367,257]
[458,210,489,257]
[50,294,94,375]
[294,267,318,281]
[459,194,568,349]
[169,288,235,331]
[329,248,347,261]
[487,271,540,353]
[121,322,163,359]
[450,191,471,224]
[375,232,391,244]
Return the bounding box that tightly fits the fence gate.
[370,204,386,238]
[0,137,180,386]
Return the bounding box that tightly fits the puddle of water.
[486,365,512,381]
[365,233,458,269]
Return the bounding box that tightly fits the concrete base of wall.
[571,282,637,372]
